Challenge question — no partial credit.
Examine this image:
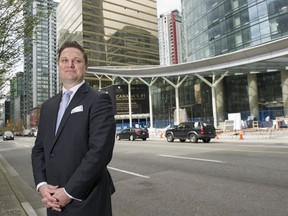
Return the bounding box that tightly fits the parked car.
[33,130,38,137]
[22,129,33,137]
[30,128,38,137]
[165,121,216,143]
[3,131,14,141]
[116,128,149,141]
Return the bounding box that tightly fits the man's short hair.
[57,41,88,65]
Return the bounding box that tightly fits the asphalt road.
[0,134,288,216]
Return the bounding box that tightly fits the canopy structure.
[88,36,288,78]
[87,37,288,128]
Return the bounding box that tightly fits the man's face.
[58,47,87,87]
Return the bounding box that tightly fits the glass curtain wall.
[151,76,213,127]
[183,0,288,61]
[57,0,159,67]
[181,0,287,124]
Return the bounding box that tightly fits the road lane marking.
[108,166,150,178]
[159,154,225,163]
[238,145,288,148]
[191,147,288,155]
[117,142,288,155]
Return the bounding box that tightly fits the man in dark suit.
[31,41,116,216]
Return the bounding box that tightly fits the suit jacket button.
[50,153,55,158]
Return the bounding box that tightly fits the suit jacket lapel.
[47,93,62,153]
[54,83,89,139]
[52,93,62,135]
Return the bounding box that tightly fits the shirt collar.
[62,80,85,94]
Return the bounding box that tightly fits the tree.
[0,0,49,98]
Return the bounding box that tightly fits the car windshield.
[4,131,13,136]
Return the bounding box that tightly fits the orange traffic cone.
[239,131,243,140]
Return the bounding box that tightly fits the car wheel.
[129,135,135,141]
[202,138,211,143]
[142,138,147,141]
[179,139,186,142]
[116,135,121,140]
[166,133,174,142]
[188,134,198,143]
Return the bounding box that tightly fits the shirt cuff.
[36,182,47,191]
[63,188,82,201]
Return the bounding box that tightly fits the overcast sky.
[157,0,181,16]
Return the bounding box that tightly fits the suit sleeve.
[31,104,48,186]
[64,92,116,199]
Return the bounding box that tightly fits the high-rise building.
[158,10,183,65]
[179,0,288,122]
[88,0,288,128]
[10,72,24,124]
[57,0,159,67]
[23,0,58,125]
[183,0,288,61]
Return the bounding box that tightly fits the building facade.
[4,99,10,127]
[158,10,183,65]
[9,72,24,125]
[89,0,288,129]
[23,0,58,126]
[183,0,288,61]
[57,0,159,69]
[177,0,288,126]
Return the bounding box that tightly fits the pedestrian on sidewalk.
[31,41,116,216]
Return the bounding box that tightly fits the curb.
[0,154,38,216]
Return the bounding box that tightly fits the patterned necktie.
[56,90,72,133]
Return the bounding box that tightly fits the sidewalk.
[215,128,288,143]
[0,155,38,216]
[153,128,288,143]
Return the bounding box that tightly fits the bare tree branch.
[0,0,51,91]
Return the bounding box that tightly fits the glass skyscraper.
[57,0,159,67]
[84,0,288,129]
[23,0,58,126]
[177,0,288,125]
[183,0,288,61]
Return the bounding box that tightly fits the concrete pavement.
[215,128,288,143]
[155,127,288,143]
[0,128,287,216]
[0,154,38,216]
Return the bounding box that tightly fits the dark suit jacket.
[31,83,116,216]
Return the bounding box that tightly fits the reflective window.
[257,72,282,105]
[241,10,249,25]
[57,0,159,66]
[183,1,288,60]
[260,21,271,38]
[258,1,268,19]
[249,5,258,23]
[250,24,261,41]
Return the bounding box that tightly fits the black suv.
[165,121,216,143]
